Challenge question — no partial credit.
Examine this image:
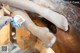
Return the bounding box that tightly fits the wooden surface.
[16,26,37,50]
[0,23,10,45]
[52,25,80,53]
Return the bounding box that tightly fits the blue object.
[10,15,25,27]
